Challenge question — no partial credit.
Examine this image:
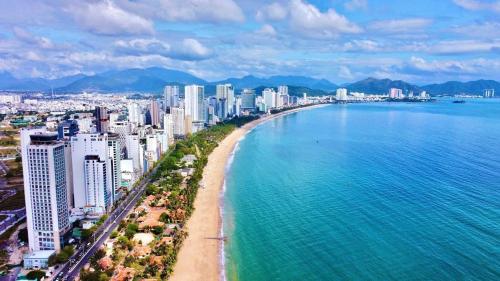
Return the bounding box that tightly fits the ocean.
[223,99,500,281]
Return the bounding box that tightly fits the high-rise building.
[71,133,112,214]
[164,85,179,109]
[389,88,403,99]
[94,106,109,133]
[83,155,110,215]
[241,89,256,110]
[419,91,429,99]
[127,103,142,125]
[21,129,70,252]
[125,134,142,175]
[263,88,277,109]
[278,85,289,96]
[216,84,235,117]
[76,118,93,133]
[484,89,495,98]
[150,100,160,127]
[235,97,242,116]
[336,88,348,101]
[163,113,174,144]
[108,134,121,203]
[185,85,205,123]
[57,120,78,140]
[171,107,185,137]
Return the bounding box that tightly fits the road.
[53,164,160,281]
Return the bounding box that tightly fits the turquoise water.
[224,99,500,281]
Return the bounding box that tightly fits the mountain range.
[0,67,498,96]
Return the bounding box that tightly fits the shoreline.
[169,104,327,281]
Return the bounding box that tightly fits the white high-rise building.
[71,133,112,214]
[145,134,159,164]
[83,155,110,215]
[184,85,205,123]
[216,84,235,117]
[21,129,70,252]
[163,113,174,144]
[108,134,121,203]
[278,85,289,96]
[125,134,142,175]
[76,118,93,133]
[389,88,403,99]
[484,89,495,98]
[127,103,142,125]
[336,88,348,101]
[164,85,179,109]
[172,107,185,137]
[263,88,277,109]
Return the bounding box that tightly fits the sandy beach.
[170,105,325,281]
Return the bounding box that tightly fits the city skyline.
[0,0,499,84]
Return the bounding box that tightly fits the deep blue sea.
[223,99,500,281]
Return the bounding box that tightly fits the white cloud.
[430,40,500,55]
[289,0,362,38]
[342,40,380,52]
[177,38,213,60]
[256,2,288,21]
[12,27,55,49]
[452,21,500,38]
[69,1,154,35]
[344,0,368,10]
[256,24,277,37]
[117,0,244,23]
[114,38,212,61]
[369,18,432,33]
[453,0,500,13]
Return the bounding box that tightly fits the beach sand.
[170,105,325,281]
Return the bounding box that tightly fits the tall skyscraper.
[150,100,160,127]
[389,88,403,99]
[21,129,70,252]
[163,113,174,143]
[125,134,142,175]
[185,85,205,123]
[71,133,112,214]
[108,134,121,203]
[57,120,78,140]
[241,89,256,110]
[83,155,110,214]
[164,85,179,109]
[94,106,109,133]
[336,88,348,101]
[127,103,142,125]
[263,88,277,109]
[171,107,185,137]
[216,84,235,117]
[484,89,495,98]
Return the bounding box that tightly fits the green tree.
[26,270,46,281]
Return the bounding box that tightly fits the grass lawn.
[0,191,24,210]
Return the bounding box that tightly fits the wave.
[220,139,242,281]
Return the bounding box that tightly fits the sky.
[0,0,499,84]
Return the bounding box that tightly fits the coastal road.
[54,164,161,281]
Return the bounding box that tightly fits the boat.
[452,100,465,104]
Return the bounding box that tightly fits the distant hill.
[0,68,498,96]
[213,75,338,91]
[0,72,88,91]
[58,67,206,93]
[421,80,500,95]
[345,78,420,95]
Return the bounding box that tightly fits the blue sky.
[0,0,499,84]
